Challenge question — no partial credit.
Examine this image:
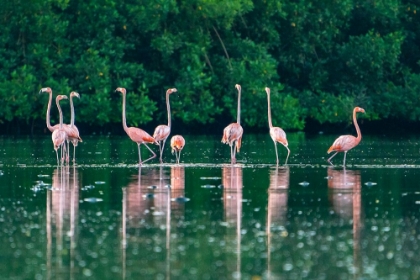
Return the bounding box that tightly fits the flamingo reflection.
[266,166,289,279]
[222,166,243,278]
[122,166,185,279]
[46,166,79,280]
[328,168,362,277]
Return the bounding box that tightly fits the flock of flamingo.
[40,85,365,167]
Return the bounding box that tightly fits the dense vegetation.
[1,0,420,135]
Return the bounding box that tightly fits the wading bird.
[170,135,185,164]
[116,87,157,165]
[51,95,68,165]
[327,107,365,166]
[39,88,82,163]
[67,91,82,163]
[265,87,290,165]
[222,84,243,164]
[153,88,177,163]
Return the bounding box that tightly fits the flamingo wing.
[328,135,358,153]
[127,127,156,144]
[222,123,243,145]
[52,130,67,149]
[270,127,288,146]
[153,125,171,142]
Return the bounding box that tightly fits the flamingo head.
[70,91,80,99]
[265,87,270,94]
[235,84,241,92]
[56,95,68,101]
[115,87,126,94]
[355,107,365,113]
[39,87,52,94]
[167,88,177,94]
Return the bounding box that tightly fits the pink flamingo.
[265,87,290,165]
[327,107,365,166]
[51,95,68,165]
[153,88,177,163]
[39,88,82,162]
[116,87,158,165]
[170,135,185,164]
[67,91,82,163]
[222,84,243,164]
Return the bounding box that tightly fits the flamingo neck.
[122,92,129,132]
[237,87,241,125]
[267,91,273,128]
[56,99,64,129]
[70,95,75,127]
[166,91,171,128]
[46,91,54,131]
[353,109,362,141]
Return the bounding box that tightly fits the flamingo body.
[170,135,185,164]
[222,123,243,152]
[51,95,68,165]
[327,107,365,166]
[153,125,171,142]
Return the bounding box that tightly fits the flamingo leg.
[273,141,279,165]
[66,140,70,163]
[140,143,157,165]
[137,143,142,165]
[343,151,347,167]
[284,145,290,165]
[55,149,60,166]
[72,142,76,163]
[327,152,338,165]
[178,150,182,164]
[160,139,167,163]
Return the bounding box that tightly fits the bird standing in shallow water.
[51,95,68,165]
[327,107,365,166]
[39,87,82,163]
[170,135,185,164]
[67,91,82,163]
[153,88,177,163]
[222,84,243,164]
[265,87,290,165]
[116,87,158,165]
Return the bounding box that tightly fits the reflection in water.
[328,168,362,278]
[266,166,289,279]
[46,166,79,280]
[122,166,185,279]
[222,166,243,279]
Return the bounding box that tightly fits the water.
[1,134,420,279]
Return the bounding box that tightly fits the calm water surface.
[1,134,420,279]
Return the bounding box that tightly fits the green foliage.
[0,0,420,133]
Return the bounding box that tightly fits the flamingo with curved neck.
[327,107,366,166]
[51,95,68,165]
[116,87,157,165]
[266,87,290,165]
[153,88,177,163]
[221,84,243,164]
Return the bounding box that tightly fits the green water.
[0,134,420,279]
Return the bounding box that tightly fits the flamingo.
[265,87,290,165]
[327,107,366,166]
[51,95,68,165]
[67,91,82,163]
[153,88,177,163]
[222,84,243,164]
[116,87,158,165]
[170,135,185,164]
[39,88,82,163]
